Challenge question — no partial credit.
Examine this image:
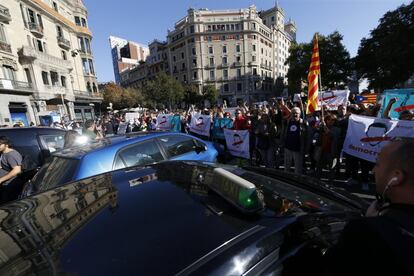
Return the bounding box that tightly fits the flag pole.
[315,33,324,119]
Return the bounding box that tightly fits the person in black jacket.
[324,139,414,275]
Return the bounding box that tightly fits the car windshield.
[32,157,80,191]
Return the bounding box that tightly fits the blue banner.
[379,89,414,119]
[11,112,29,127]
[212,118,233,139]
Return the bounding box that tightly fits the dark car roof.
[54,131,187,159]
[0,161,364,275]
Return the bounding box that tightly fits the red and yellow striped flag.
[307,34,320,114]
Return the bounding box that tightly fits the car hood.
[0,161,363,274]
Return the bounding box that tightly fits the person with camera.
[324,139,414,275]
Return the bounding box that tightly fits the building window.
[183,75,187,82]
[236,56,241,62]
[237,68,241,77]
[222,56,227,65]
[20,4,28,28]
[252,23,256,30]
[28,9,36,23]
[192,59,197,66]
[193,71,198,79]
[223,69,228,78]
[271,16,275,22]
[209,57,214,66]
[56,25,63,38]
[61,50,67,60]
[173,56,176,62]
[252,56,256,62]
[2,66,15,80]
[86,82,92,92]
[85,38,91,53]
[221,35,226,41]
[36,39,43,52]
[0,24,7,43]
[88,59,95,75]
[82,58,89,75]
[81,18,87,27]
[222,45,227,54]
[53,2,58,12]
[209,70,215,79]
[253,45,256,52]
[78,37,86,52]
[237,83,242,91]
[41,71,49,85]
[182,63,185,69]
[190,25,195,33]
[253,68,257,75]
[208,46,213,54]
[50,71,59,86]
[236,45,241,52]
[92,83,97,93]
[223,83,229,92]
[37,14,43,28]
[74,16,81,26]
[61,76,66,87]
[192,48,196,55]
[207,36,212,42]
[181,52,184,59]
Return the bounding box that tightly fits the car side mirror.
[195,144,207,154]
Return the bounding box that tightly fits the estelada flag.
[307,34,321,114]
[355,94,377,105]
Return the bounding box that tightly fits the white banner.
[343,114,414,162]
[224,129,250,159]
[156,114,172,130]
[190,112,211,137]
[318,90,349,110]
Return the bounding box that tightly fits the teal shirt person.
[170,114,182,133]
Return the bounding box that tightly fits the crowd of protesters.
[2,94,413,191]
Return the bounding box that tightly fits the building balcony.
[0,79,34,94]
[190,78,202,84]
[206,77,216,82]
[57,36,71,50]
[205,64,215,69]
[0,41,11,53]
[0,4,11,23]
[19,47,72,70]
[261,64,272,70]
[28,22,44,38]
[248,61,259,66]
[218,63,229,68]
[180,67,187,72]
[44,84,69,95]
[232,62,242,67]
[74,90,103,101]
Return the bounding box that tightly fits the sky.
[83,0,411,83]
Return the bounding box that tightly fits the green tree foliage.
[286,31,352,93]
[100,82,145,110]
[355,2,414,90]
[202,85,219,105]
[184,84,203,106]
[143,72,184,109]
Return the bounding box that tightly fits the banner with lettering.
[224,129,250,159]
[156,114,172,130]
[189,112,211,137]
[212,118,234,140]
[318,90,349,110]
[343,114,414,162]
[379,89,414,119]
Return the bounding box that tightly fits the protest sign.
[379,89,414,119]
[343,114,414,162]
[212,117,233,140]
[189,112,211,137]
[318,90,349,110]
[156,114,172,130]
[224,129,250,159]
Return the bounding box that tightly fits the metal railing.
[28,22,43,35]
[0,79,33,91]
[0,41,11,53]
[57,36,70,48]
[0,4,11,21]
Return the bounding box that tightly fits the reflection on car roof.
[53,131,171,158]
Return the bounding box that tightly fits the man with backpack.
[0,136,23,203]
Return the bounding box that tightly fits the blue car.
[26,131,218,194]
